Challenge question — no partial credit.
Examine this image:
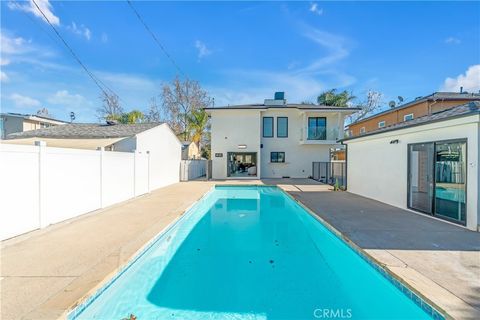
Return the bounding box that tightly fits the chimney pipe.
[460,86,463,93]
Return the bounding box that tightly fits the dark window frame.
[263,117,274,138]
[277,117,288,138]
[406,138,468,226]
[271,152,286,163]
[307,117,327,140]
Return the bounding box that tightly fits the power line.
[30,0,119,99]
[126,0,187,78]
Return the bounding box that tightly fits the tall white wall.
[0,141,168,240]
[210,109,262,179]
[345,115,479,231]
[134,124,182,189]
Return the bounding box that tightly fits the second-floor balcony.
[299,126,342,144]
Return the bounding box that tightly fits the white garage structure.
[343,102,479,231]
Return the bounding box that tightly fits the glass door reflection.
[434,141,467,224]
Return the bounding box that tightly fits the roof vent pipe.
[460,86,463,93]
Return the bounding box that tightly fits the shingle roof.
[204,104,361,111]
[342,101,480,142]
[6,122,163,139]
[348,92,480,126]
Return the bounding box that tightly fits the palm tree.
[187,109,209,147]
[317,89,356,107]
[119,110,145,124]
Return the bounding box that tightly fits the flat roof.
[341,101,480,142]
[0,112,69,123]
[205,103,361,112]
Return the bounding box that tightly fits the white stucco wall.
[260,109,340,178]
[345,114,479,231]
[211,109,262,179]
[134,124,182,189]
[209,108,348,179]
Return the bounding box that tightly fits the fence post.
[97,147,105,208]
[146,151,151,193]
[35,141,48,228]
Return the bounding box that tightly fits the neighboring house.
[343,101,479,231]
[181,141,201,160]
[0,112,68,139]
[4,122,182,189]
[347,92,480,137]
[205,92,360,179]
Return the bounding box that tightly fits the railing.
[312,161,347,188]
[300,127,342,142]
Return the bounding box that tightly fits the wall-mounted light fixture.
[238,144,247,149]
[390,139,399,144]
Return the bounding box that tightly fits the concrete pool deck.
[1,179,479,319]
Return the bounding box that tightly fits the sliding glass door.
[408,140,467,225]
[434,141,467,224]
[408,143,434,213]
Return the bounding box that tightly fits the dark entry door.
[408,143,434,213]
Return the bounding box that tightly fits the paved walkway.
[285,185,480,319]
[1,179,479,319]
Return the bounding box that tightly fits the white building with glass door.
[205,92,359,180]
[343,102,480,231]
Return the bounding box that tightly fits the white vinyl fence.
[180,160,206,181]
[0,143,153,240]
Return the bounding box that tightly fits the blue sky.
[1,1,479,122]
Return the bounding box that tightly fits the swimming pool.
[69,186,442,319]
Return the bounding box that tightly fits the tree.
[37,108,53,118]
[119,110,145,124]
[97,92,123,121]
[317,89,356,107]
[187,109,210,147]
[348,90,383,123]
[145,97,162,122]
[160,77,213,140]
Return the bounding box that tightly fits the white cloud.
[445,37,461,45]
[47,90,90,107]
[67,22,91,41]
[0,58,11,66]
[1,71,9,82]
[0,31,29,55]
[9,93,41,107]
[441,65,480,92]
[211,25,354,106]
[8,0,60,26]
[309,2,323,16]
[195,40,212,59]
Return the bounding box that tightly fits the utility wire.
[30,0,119,99]
[126,0,187,78]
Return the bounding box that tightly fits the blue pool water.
[71,186,438,319]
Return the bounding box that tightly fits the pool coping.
[276,186,451,320]
[63,188,216,320]
[63,184,451,320]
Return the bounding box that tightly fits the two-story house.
[205,92,359,179]
[0,113,68,139]
[347,91,480,137]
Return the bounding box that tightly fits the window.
[277,117,288,137]
[307,117,327,140]
[263,117,273,137]
[271,152,285,163]
[360,127,366,134]
[404,113,414,121]
[378,121,386,128]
